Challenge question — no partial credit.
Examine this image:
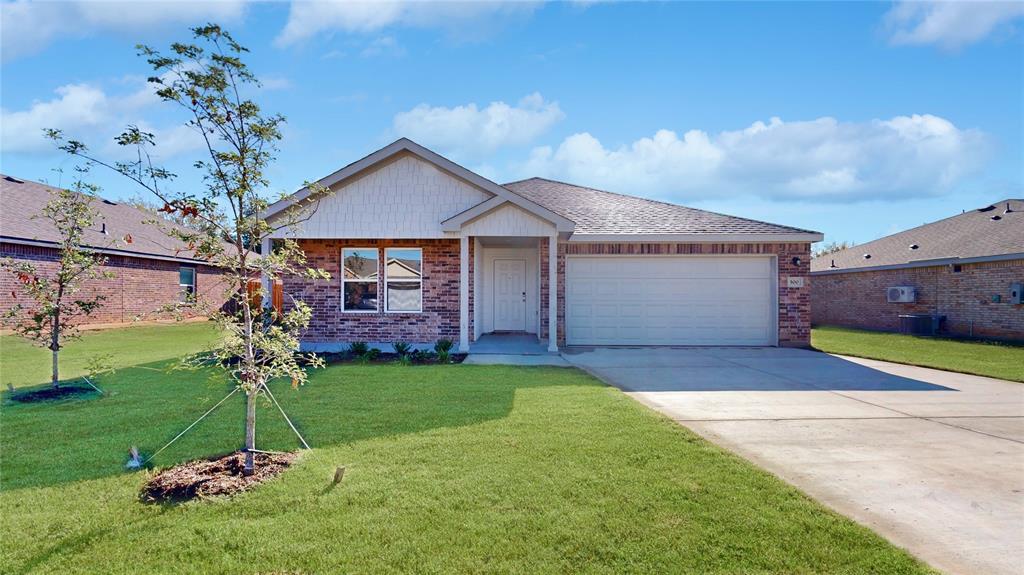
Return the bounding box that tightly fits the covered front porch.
[457,233,560,354]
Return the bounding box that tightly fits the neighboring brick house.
[811,199,1024,340]
[0,175,233,327]
[263,138,822,352]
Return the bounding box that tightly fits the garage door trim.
[564,254,779,347]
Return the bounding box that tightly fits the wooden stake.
[333,466,346,484]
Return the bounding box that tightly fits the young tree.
[124,194,208,233]
[49,25,329,475]
[1,182,114,388]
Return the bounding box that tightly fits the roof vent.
[863,254,872,259]
[102,199,117,205]
[991,215,1002,221]
[830,259,837,269]
[3,175,25,184]
[101,223,108,235]
[977,205,996,213]
[1004,203,1014,215]
[909,244,919,250]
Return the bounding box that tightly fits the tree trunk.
[51,348,59,389]
[243,389,256,476]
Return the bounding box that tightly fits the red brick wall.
[0,242,231,326]
[283,239,469,345]
[812,258,1024,340]
[544,242,812,347]
[288,239,812,348]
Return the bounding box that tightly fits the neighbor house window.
[342,248,379,311]
[179,266,196,303]
[385,248,422,312]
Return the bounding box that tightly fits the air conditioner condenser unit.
[887,286,916,303]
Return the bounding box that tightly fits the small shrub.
[392,341,411,357]
[396,354,412,366]
[366,348,381,360]
[434,338,454,364]
[348,342,368,356]
[411,349,432,364]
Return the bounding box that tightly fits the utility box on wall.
[887,286,916,303]
[1011,283,1023,305]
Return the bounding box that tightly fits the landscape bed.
[0,324,932,573]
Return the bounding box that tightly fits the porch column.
[472,237,482,341]
[547,234,558,352]
[260,237,272,310]
[459,235,470,353]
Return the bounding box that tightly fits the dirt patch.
[7,384,98,403]
[141,451,297,503]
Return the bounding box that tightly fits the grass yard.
[0,321,220,389]
[0,325,932,574]
[812,326,1024,382]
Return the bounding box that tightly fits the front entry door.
[494,259,526,331]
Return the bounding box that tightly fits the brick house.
[811,199,1024,340]
[0,175,233,327]
[262,139,822,352]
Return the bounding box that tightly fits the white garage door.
[566,256,776,346]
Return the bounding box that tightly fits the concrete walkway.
[563,347,1024,575]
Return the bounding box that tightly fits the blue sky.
[2,1,1022,245]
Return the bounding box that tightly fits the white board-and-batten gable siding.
[276,155,492,239]
[461,203,557,237]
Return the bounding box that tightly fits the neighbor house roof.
[0,174,216,265]
[811,198,1024,274]
[504,177,822,241]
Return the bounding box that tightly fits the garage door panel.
[566,256,775,346]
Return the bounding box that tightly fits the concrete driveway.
[563,347,1024,575]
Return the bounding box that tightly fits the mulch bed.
[141,451,298,503]
[317,352,468,365]
[7,384,99,403]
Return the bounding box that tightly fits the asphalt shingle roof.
[0,174,212,263]
[811,198,1024,272]
[503,177,819,236]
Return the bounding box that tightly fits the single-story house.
[263,138,822,352]
[811,199,1024,340]
[0,175,232,327]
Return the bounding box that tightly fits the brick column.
[459,235,470,352]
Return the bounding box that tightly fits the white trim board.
[811,252,1024,275]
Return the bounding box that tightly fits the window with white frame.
[385,248,422,312]
[342,248,379,311]
[178,266,196,303]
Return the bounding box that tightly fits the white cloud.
[275,0,540,46]
[883,1,1024,49]
[517,115,989,202]
[1,80,203,159]
[360,36,405,57]
[258,75,293,91]
[0,0,247,61]
[393,92,565,157]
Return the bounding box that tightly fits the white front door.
[493,259,526,331]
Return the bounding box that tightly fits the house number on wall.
[787,277,805,288]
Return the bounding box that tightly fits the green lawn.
[812,326,1024,382]
[0,321,220,389]
[1,325,931,574]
